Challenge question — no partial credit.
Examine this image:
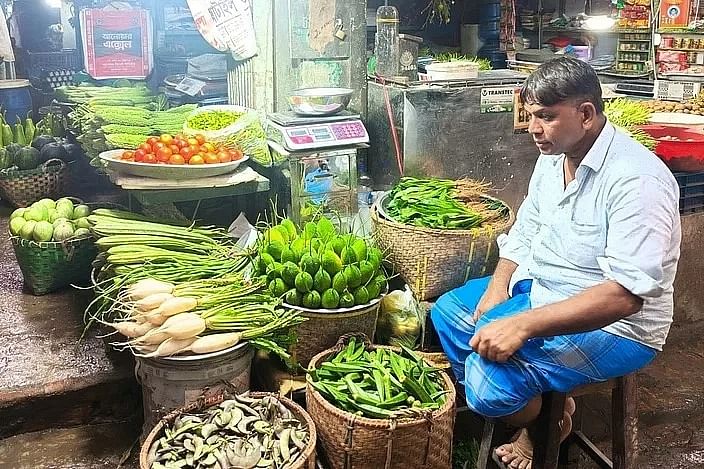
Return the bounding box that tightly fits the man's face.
[524,101,589,155]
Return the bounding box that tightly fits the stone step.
[0,208,141,438]
[0,420,141,469]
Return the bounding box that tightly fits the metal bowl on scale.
[288,87,353,116]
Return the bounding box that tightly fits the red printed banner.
[81,8,153,79]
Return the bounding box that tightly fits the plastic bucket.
[134,343,254,436]
[0,79,32,124]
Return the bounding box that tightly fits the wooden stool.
[476,374,638,469]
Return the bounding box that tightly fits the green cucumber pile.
[308,337,449,419]
[9,198,92,242]
[254,216,388,310]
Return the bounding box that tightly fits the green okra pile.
[307,337,449,419]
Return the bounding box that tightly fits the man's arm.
[474,258,518,321]
[520,281,641,336]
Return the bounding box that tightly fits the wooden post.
[532,392,567,469]
[611,375,638,469]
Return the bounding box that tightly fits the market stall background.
[2,0,704,468]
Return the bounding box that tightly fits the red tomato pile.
[120,134,245,165]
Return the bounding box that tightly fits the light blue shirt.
[498,121,681,350]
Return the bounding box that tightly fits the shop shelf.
[26,50,81,79]
[658,47,704,51]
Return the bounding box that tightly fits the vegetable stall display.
[67,94,195,166]
[0,110,74,171]
[305,335,456,469]
[0,111,78,207]
[603,98,655,150]
[55,83,160,106]
[87,209,304,361]
[384,177,508,230]
[372,177,513,300]
[307,337,448,418]
[9,198,92,242]
[253,215,390,366]
[141,393,316,469]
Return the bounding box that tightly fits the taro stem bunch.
[385,177,508,230]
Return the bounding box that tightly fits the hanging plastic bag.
[186,0,257,61]
[376,286,423,348]
[182,105,271,165]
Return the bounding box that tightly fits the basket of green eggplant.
[306,334,456,469]
[140,392,316,469]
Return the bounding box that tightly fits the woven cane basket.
[11,234,97,295]
[371,194,514,301]
[0,159,69,208]
[306,335,456,469]
[139,392,317,469]
[286,300,380,367]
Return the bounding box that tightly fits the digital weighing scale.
[265,111,369,228]
[267,111,369,151]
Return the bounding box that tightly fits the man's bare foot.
[494,397,576,469]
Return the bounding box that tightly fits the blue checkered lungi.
[431,276,656,418]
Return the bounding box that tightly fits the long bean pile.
[385,177,508,230]
[308,338,448,419]
[86,209,305,360]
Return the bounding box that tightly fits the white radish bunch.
[126,279,174,301]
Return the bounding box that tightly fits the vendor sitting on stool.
[432,57,681,469]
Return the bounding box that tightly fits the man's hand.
[473,286,509,322]
[469,316,530,362]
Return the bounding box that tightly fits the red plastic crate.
[639,124,704,172]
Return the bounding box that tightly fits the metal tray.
[98,149,249,180]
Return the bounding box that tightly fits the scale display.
[267,119,369,151]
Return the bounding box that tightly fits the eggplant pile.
[146,394,311,469]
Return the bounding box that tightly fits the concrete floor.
[2,205,704,468]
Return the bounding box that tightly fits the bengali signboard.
[81,9,153,80]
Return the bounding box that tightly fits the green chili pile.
[307,338,448,419]
[186,110,244,131]
[385,177,508,230]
